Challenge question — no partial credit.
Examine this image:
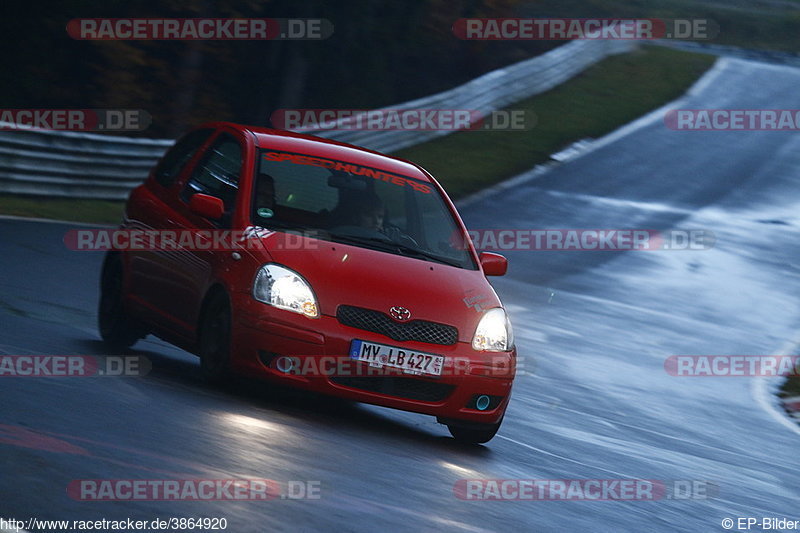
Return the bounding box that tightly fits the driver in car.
[353,192,417,246]
[330,190,413,244]
[356,192,385,231]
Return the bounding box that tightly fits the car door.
[126,127,215,331]
[153,131,245,336]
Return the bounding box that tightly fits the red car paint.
[106,122,515,442]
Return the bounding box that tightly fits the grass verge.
[396,45,715,199]
[0,195,123,225]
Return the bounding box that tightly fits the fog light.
[475,394,491,411]
[275,356,297,373]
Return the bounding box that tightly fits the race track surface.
[1,57,799,532]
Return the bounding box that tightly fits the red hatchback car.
[99,122,516,443]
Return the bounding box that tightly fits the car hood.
[256,234,501,341]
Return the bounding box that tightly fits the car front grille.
[336,305,458,346]
[331,376,455,402]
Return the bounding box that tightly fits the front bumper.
[231,295,515,425]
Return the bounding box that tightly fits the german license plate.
[349,340,444,376]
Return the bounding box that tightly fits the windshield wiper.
[390,242,461,267]
[328,233,394,250]
[329,234,461,267]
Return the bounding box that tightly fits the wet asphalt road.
[1,57,800,532]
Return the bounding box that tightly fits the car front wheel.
[198,292,232,384]
[447,416,504,444]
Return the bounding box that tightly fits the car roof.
[203,121,433,183]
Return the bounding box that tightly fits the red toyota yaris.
[98,122,515,443]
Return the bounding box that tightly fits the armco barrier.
[0,39,634,200]
[0,127,172,199]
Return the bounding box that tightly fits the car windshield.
[252,149,476,269]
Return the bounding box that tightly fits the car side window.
[181,134,242,217]
[153,128,214,188]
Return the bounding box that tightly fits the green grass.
[396,45,715,199]
[0,195,123,225]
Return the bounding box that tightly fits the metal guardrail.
[0,39,634,200]
[0,127,172,199]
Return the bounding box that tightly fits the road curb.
[751,337,800,436]
[781,395,800,421]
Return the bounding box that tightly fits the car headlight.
[253,264,319,318]
[472,308,514,351]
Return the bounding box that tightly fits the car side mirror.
[479,252,508,276]
[189,194,225,220]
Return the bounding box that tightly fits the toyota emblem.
[389,306,411,321]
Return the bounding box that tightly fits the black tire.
[447,416,503,444]
[98,253,143,349]
[198,292,232,384]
